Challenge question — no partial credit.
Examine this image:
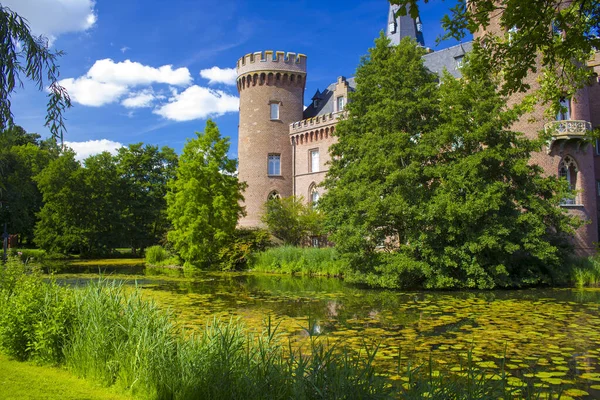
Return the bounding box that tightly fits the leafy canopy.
[166,120,246,270]
[320,35,581,289]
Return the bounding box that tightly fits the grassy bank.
[0,353,130,400]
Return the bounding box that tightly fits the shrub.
[145,245,168,264]
[218,228,272,271]
[0,257,75,364]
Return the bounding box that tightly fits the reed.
[250,246,345,277]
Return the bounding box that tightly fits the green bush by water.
[250,246,346,277]
[145,245,180,267]
[0,257,75,364]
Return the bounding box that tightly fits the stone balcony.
[544,120,592,154]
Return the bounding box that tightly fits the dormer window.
[337,96,345,112]
[389,22,396,34]
[313,99,319,109]
[455,55,464,69]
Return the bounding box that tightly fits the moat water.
[48,259,600,398]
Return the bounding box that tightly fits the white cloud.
[121,89,161,108]
[154,86,239,121]
[60,59,192,107]
[65,139,123,161]
[59,77,128,106]
[88,59,192,87]
[120,46,130,54]
[199,67,238,86]
[3,0,96,45]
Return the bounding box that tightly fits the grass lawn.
[0,354,131,400]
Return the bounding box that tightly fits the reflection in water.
[50,260,600,398]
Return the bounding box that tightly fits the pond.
[49,259,600,398]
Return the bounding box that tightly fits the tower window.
[313,99,319,108]
[559,155,578,205]
[310,149,320,173]
[270,103,280,120]
[557,97,571,121]
[388,22,396,34]
[337,96,345,112]
[309,184,319,206]
[268,154,281,176]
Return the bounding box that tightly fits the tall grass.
[250,246,346,277]
[569,255,600,288]
[0,258,389,399]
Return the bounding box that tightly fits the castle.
[235,4,600,255]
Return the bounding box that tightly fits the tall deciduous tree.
[35,151,124,256]
[166,120,245,270]
[0,126,58,244]
[116,144,178,254]
[320,35,440,270]
[321,36,581,289]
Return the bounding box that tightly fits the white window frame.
[270,102,280,120]
[268,154,281,176]
[309,148,320,173]
[337,96,345,112]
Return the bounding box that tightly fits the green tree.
[0,6,70,143]
[116,144,178,254]
[34,150,87,254]
[34,151,123,256]
[166,120,245,270]
[0,126,58,244]
[321,36,580,289]
[390,0,600,110]
[261,196,325,246]
[320,35,440,269]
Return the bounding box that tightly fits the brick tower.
[236,51,307,227]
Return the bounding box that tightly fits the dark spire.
[386,4,425,47]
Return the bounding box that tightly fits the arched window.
[268,191,281,201]
[559,155,578,205]
[309,184,319,206]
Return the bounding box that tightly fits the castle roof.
[302,41,474,120]
[303,77,356,119]
[423,41,474,78]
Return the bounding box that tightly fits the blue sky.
[8,0,469,161]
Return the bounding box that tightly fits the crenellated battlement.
[236,51,307,77]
